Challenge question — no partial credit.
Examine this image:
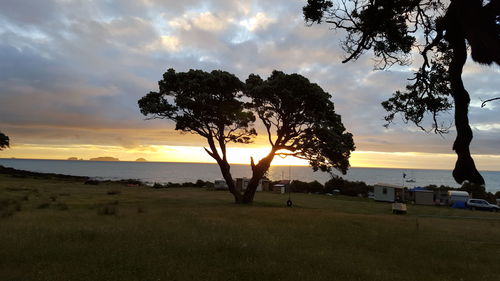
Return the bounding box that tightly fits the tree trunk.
[241,151,276,204]
[447,3,485,185]
[216,160,244,203]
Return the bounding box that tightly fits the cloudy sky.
[0,0,499,170]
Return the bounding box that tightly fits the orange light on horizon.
[2,143,500,171]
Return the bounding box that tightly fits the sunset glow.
[0,0,498,171]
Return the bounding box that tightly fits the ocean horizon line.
[2,157,499,173]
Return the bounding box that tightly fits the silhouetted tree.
[138,69,256,203]
[303,0,500,185]
[0,132,9,150]
[243,71,354,202]
[139,69,355,204]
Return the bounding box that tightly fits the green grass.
[1,174,500,281]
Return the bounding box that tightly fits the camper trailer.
[448,190,469,205]
[373,183,405,202]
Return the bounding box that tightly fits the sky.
[0,0,499,170]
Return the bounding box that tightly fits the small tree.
[138,69,256,203]
[0,132,9,151]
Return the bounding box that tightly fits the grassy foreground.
[1,174,500,281]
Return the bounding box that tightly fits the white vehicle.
[466,199,500,212]
[448,190,469,205]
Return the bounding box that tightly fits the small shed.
[272,180,291,194]
[373,183,405,202]
[410,187,434,205]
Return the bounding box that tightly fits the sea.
[1,158,500,193]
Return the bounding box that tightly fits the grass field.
[1,174,500,281]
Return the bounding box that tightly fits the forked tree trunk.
[242,150,276,204]
[447,5,485,185]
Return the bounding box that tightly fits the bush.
[422,184,455,191]
[495,191,500,199]
[290,180,324,193]
[166,182,181,187]
[324,176,372,197]
[152,182,166,188]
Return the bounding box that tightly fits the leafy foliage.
[138,68,256,144]
[290,180,325,193]
[138,68,256,202]
[303,0,500,185]
[324,176,372,197]
[0,132,9,151]
[245,71,355,174]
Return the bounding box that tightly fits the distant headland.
[66,157,147,162]
[67,157,84,161]
[89,157,120,161]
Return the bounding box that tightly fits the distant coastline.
[1,157,500,173]
[88,157,120,161]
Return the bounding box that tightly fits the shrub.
[152,182,166,188]
[290,180,310,193]
[290,180,324,193]
[495,191,500,199]
[324,176,372,197]
[460,182,491,201]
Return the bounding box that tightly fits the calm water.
[1,158,500,192]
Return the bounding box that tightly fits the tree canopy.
[303,0,500,185]
[0,132,9,151]
[245,71,354,174]
[139,69,354,204]
[138,68,256,203]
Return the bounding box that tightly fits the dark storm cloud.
[0,0,498,157]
